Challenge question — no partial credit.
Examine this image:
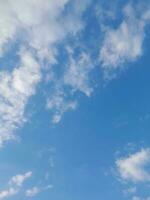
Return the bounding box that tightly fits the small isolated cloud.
[0,188,18,200]
[25,187,40,197]
[99,3,150,80]
[64,49,94,96]
[47,90,77,124]
[9,171,32,187]
[25,185,53,197]
[116,148,150,183]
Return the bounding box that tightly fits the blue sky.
[1,0,150,200]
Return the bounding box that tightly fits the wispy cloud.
[0,50,41,146]
[0,171,32,199]
[25,185,53,197]
[132,196,150,200]
[47,89,77,124]
[64,48,94,96]
[0,0,92,146]
[0,0,150,148]
[25,186,40,197]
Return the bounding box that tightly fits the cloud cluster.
[100,3,150,79]
[0,171,51,199]
[0,0,150,147]
[0,171,32,199]
[0,50,41,146]
[0,188,18,200]
[0,0,92,146]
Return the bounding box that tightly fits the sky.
[1,0,150,200]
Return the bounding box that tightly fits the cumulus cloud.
[116,148,150,183]
[0,0,70,56]
[100,3,150,79]
[0,0,91,59]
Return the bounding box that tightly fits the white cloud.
[25,187,40,197]
[44,184,53,190]
[9,171,32,187]
[0,171,32,199]
[0,0,89,59]
[0,0,69,56]
[25,184,53,197]
[0,0,91,146]
[46,48,94,123]
[132,197,141,200]
[64,48,94,96]
[116,148,150,183]
[0,188,18,200]
[100,3,150,80]
[0,50,41,146]
[47,90,77,123]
